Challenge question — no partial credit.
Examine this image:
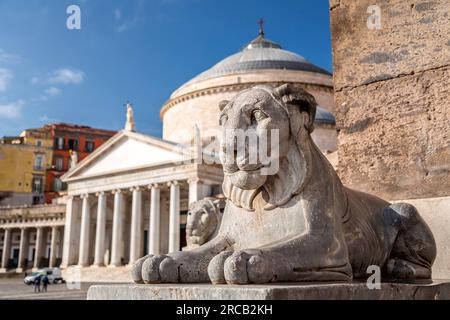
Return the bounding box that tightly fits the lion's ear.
[213,198,226,209]
[274,84,317,133]
[219,100,230,112]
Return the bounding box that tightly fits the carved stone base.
[87,281,450,300]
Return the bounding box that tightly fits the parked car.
[24,268,64,285]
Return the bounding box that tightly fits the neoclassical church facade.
[0,30,338,274]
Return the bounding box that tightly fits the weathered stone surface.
[87,281,450,300]
[330,0,450,91]
[336,66,450,200]
[330,0,450,200]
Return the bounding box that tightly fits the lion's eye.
[251,109,266,123]
[219,114,228,126]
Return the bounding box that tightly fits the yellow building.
[0,128,52,206]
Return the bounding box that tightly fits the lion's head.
[186,197,225,247]
[219,84,319,211]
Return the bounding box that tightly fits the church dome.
[161,26,337,152]
[191,34,331,83]
[315,107,336,125]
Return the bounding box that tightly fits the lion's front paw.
[139,255,180,283]
[223,251,274,285]
[131,255,152,283]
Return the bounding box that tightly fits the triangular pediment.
[62,131,189,181]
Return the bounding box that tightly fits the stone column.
[78,194,91,267]
[110,190,124,266]
[94,192,107,266]
[58,228,64,260]
[1,229,12,271]
[17,228,30,272]
[129,187,143,264]
[34,227,44,269]
[148,184,160,255]
[61,196,81,268]
[49,226,58,268]
[188,178,212,205]
[168,181,180,253]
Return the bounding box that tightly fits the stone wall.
[330,0,450,200]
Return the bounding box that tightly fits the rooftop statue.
[124,102,136,132]
[69,150,78,168]
[132,84,436,284]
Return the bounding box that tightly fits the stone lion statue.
[184,197,225,250]
[133,84,436,284]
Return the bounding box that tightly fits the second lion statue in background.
[132,83,436,285]
[183,197,225,251]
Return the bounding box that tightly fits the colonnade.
[61,179,211,268]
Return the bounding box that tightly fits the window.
[32,176,43,193]
[36,140,42,147]
[85,140,95,152]
[54,156,64,171]
[68,138,78,151]
[32,196,41,205]
[54,137,64,150]
[53,177,67,192]
[53,177,63,192]
[34,154,44,170]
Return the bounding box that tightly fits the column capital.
[148,183,160,190]
[111,189,122,195]
[167,180,180,187]
[187,177,201,184]
[80,194,90,199]
[95,191,106,197]
[130,186,143,192]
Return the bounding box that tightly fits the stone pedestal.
[87,281,450,300]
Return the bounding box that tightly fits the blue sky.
[0,0,332,137]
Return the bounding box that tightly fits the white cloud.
[32,68,85,86]
[0,100,25,119]
[45,86,62,96]
[116,0,146,32]
[38,114,61,123]
[0,49,21,63]
[48,68,84,85]
[0,68,13,92]
[114,8,122,20]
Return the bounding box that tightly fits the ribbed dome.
[190,34,331,82]
[316,107,336,125]
[161,27,336,152]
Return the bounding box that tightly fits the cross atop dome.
[244,19,282,51]
[258,18,265,37]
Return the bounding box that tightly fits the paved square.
[0,278,105,300]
